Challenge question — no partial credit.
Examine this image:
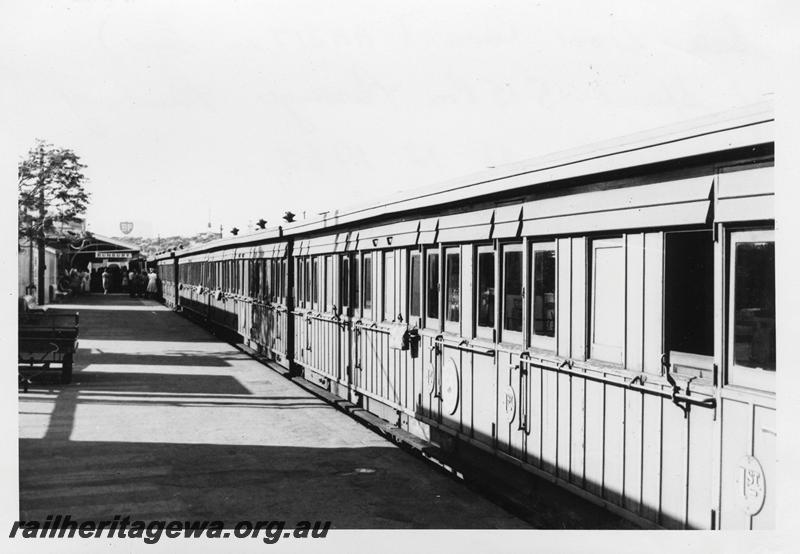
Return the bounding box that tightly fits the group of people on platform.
[60,266,159,299]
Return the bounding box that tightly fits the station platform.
[18,294,527,528]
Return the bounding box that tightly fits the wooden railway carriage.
[153,102,776,529]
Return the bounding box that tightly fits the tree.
[18,140,90,304]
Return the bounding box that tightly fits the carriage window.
[445,249,460,326]
[409,252,421,319]
[532,244,556,349]
[502,245,523,341]
[665,231,713,377]
[340,256,350,310]
[325,255,334,311]
[363,253,373,318]
[476,247,495,340]
[591,238,625,365]
[384,251,395,321]
[729,230,775,385]
[426,251,440,325]
[353,256,361,311]
[297,259,305,304]
[312,258,319,308]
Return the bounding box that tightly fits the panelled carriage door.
[718,229,776,529]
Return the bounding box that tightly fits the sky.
[2,0,786,238]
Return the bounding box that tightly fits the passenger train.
[152,102,776,529]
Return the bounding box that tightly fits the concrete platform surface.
[18,294,528,528]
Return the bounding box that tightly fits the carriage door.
[717,229,776,529]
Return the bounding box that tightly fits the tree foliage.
[18,139,90,241]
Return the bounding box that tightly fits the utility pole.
[36,145,46,305]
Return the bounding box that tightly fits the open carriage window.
[664,231,714,379]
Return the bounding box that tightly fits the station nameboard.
[95,251,134,259]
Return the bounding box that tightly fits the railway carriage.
[153,102,776,529]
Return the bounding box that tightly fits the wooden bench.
[18,301,79,390]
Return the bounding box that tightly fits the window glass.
[591,239,624,364]
[733,238,775,371]
[532,247,556,339]
[363,253,373,315]
[384,251,395,321]
[503,248,523,334]
[353,256,361,310]
[297,259,304,303]
[426,251,440,320]
[477,250,495,329]
[340,256,350,309]
[410,253,421,318]
[445,250,460,323]
[312,258,319,307]
[325,255,334,311]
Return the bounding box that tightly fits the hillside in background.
[110,231,222,257]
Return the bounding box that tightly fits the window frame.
[726,228,775,392]
[424,247,441,331]
[474,244,496,341]
[340,254,351,314]
[362,251,374,320]
[443,246,461,334]
[589,237,626,365]
[408,249,422,326]
[500,242,524,344]
[383,250,396,322]
[530,241,557,351]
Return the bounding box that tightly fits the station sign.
[95,251,134,259]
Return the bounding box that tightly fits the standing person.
[82,269,91,294]
[138,269,148,298]
[128,267,137,297]
[146,268,158,299]
[101,267,110,295]
[121,266,129,294]
[69,269,81,297]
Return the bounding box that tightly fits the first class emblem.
[735,455,766,516]
[503,385,516,422]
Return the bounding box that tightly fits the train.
[152,102,775,529]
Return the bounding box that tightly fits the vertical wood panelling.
[557,372,571,478]
[642,232,663,374]
[752,405,776,529]
[541,369,558,472]
[583,380,604,495]
[528,363,543,467]
[603,385,625,505]
[660,402,689,529]
[718,399,751,529]
[570,237,587,361]
[686,406,714,529]
[557,238,572,358]
[625,234,645,371]
[640,394,662,521]
[569,377,585,485]
[623,389,643,513]
[471,354,496,444]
